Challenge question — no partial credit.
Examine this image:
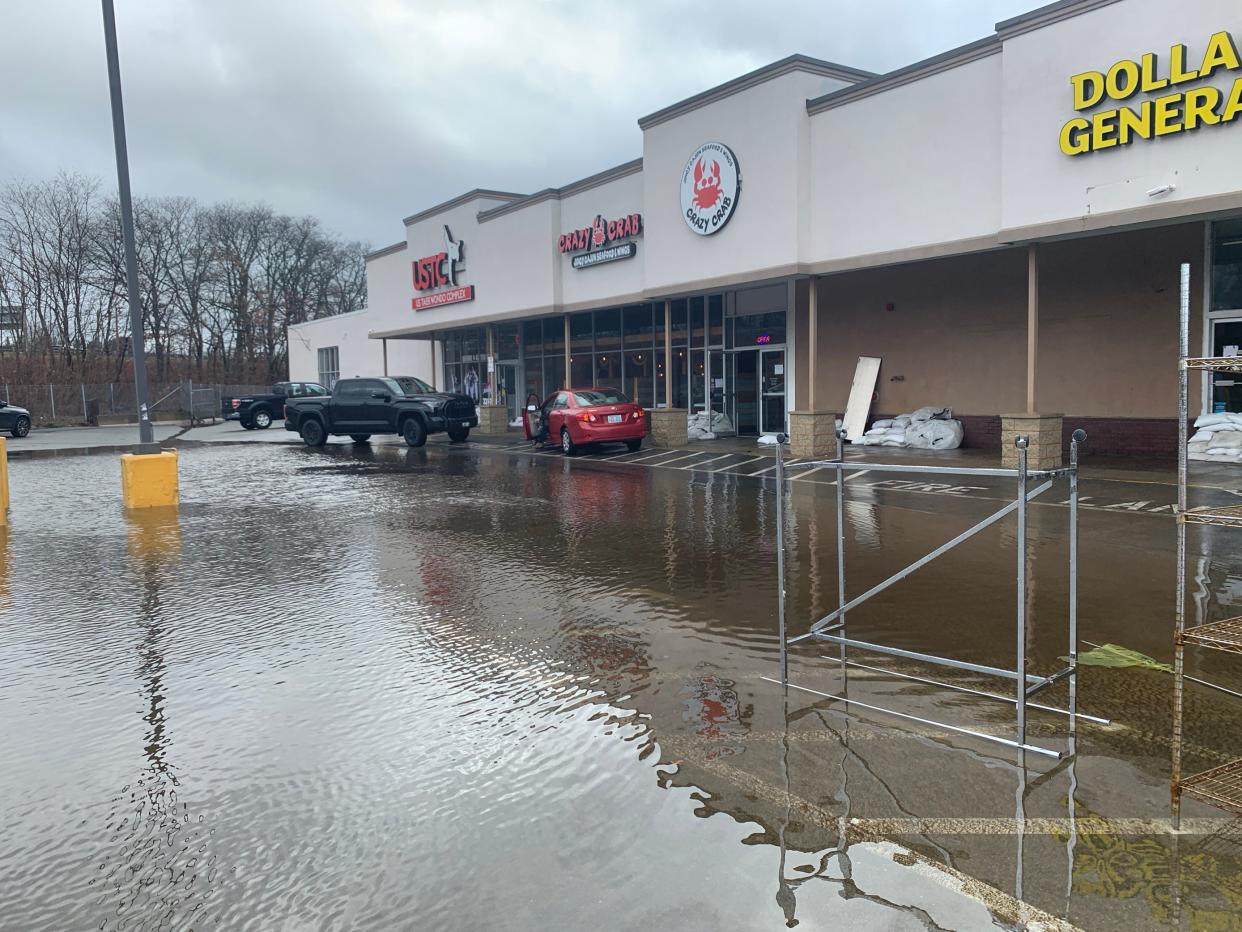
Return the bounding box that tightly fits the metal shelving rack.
[1172,262,1242,826]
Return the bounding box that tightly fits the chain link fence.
[0,381,270,426]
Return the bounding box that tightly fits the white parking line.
[627,449,692,464]
[678,453,735,470]
[715,455,763,472]
[747,458,803,477]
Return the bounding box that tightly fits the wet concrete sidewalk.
[4,422,188,455]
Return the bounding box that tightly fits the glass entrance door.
[1212,320,1242,412]
[496,363,520,425]
[760,349,786,435]
[731,351,759,435]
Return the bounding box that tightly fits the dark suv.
[284,376,477,447]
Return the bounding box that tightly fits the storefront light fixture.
[1146,184,1175,198]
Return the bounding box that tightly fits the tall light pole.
[101,0,157,452]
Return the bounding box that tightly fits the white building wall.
[1000,0,1242,234]
[809,52,1005,260]
[556,171,646,310]
[641,70,850,292]
[288,310,384,384]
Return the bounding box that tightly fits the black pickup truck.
[284,376,477,447]
[224,381,328,429]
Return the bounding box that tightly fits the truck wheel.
[240,420,255,430]
[402,417,427,448]
[626,438,642,453]
[447,425,470,443]
[300,419,327,447]
[252,409,272,430]
[12,415,30,438]
[350,434,371,443]
[561,427,576,456]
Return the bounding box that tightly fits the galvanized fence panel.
[3,381,269,425]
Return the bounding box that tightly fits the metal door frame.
[759,347,787,435]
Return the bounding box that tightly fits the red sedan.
[540,387,646,455]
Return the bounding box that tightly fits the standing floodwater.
[3,441,1241,930]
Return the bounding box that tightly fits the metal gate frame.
[765,428,1096,759]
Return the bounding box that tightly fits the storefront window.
[536,356,556,398]
[622,304,652,347]
[733,310,787,347]
[626,349,653,408]
[689,296,705,346]
[670,300,689,346]
[570,313,593,354]
[570,353,593,388]
[672,348,689,408]
[1213,219,1242,311]
[523,319,543,357]
[497,322,520,360]
[708,295,724,346]
[690,349,705,410]
[545,317,565,355]
[444,333,461,364]
[596,351,622,387]
[595,308,621,351]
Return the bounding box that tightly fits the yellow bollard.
[0,436,8,524]
[120,449,180,509]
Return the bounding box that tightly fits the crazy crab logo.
[679,142,740,236]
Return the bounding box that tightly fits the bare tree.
[0,173,368,387]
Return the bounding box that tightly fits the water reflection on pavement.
[2,442,1242,930]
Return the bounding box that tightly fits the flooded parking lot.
[3,438,1242,929]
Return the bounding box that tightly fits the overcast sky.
[2,0,1037,246]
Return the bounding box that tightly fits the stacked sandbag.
[857,416,910,446]
[854,406,964,450]
[1189,412,1242,463]
[687,409,735,440]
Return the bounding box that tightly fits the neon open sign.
[756,334,772,345]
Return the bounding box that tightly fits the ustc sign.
[558,213,642,270]
[412,226,474,311]
[680,142,740,236]
[1060,29,1242,156]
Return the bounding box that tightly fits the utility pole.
[101,0,157,452]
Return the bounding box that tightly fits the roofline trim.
[402,188,527,226]
[476,158,644,223]
[638,53,874,130]
[806,35,1001,115]
[364,240,407,262]
[995,0,1124,40]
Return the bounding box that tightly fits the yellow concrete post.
[0,436,8,524]
[121,449,180,509]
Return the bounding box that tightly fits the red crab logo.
[591,215,606,247]
[692,159,722,211]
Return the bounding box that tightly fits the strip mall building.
[289,0,1242,458]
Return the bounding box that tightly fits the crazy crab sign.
[679,142,740,236]
[558,213,643,270]
[411,225,475,311]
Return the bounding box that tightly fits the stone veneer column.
[649,408,688,447]
[1000,413,1063,470]
[477,405,511,434]
[788,411,838,459]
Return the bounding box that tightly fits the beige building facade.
[290,0,1242,454]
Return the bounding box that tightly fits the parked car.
[284,376,477,447]
[224,381,329,429]
[540,387,645,455]
[0,400,31,438]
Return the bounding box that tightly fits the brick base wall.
[870,413,1189,456]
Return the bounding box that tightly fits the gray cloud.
[1,0,1036,245]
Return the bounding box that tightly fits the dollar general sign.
[1060,29,1242,155]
